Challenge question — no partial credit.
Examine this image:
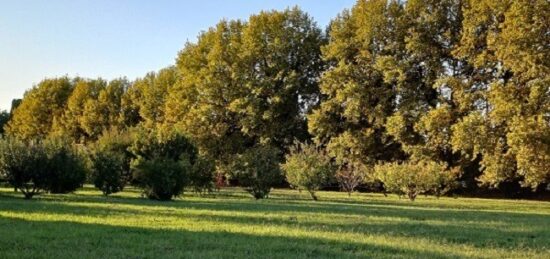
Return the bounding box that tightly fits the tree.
[0,137,87,198]
[130,128,197,200]
[6,77,74,140]
[374,161,457,201]
[282,142,334,200]
[0,138,50,199]
[133,67,178,129]
[43,138,88,194]
[451,0,550,191]
[89,149,127,196]
[189,157,216,195]
[234,7,325,151]
[308,0,405,171]
[80,78,129,140]
[233,145,283,199]
[164,20,247,176]
[94,128,133,182]
[0,111,10,135]
[335,162,368,196]
[133,157,190,201]
[165,8,325,179]
[53,78,105,142]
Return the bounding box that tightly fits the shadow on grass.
[0,215,460,259]
[1,192,548,252]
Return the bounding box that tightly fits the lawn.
[0,186,549,258]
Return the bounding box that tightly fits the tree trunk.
[309,191,318,201]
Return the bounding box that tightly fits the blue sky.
[0,0,356,110]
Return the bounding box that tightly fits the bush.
[234,145,282,199]
[189,157,215,195]
[133,157,190,201]
[374,161,457,201]
[0,138,50,199]
[0,138,87,198]
[282,142,334,200]
[44,140,88,194]
[90,150,126,196]
[95,128,133,181]
[130,129,197,200]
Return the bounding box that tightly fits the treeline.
[1,0,548,200]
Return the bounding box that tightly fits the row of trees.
[0,129,451,201]
[1,0,549,199]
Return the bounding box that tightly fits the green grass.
[0,186,549,258]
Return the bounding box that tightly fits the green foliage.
[81,79,128,140]
[53,78,106,142]
[448,0,550,189]
[42,139,88,194]
[189,157,215,195]
[89,149,126,196]
[307,0,404,166]
[130,128,197,163]
[6,77,74,140]
[94,128,133,181]
[130,129,197,200]
[374,161,457,201]
[282,142,334,200]
[3,0,549,196]
[132,67,178,128]
[165,7,324,176]
[233,145,282,199]
[164,19,246,174]
[0,138,50,199]
[0,137,87,198]
[0,110,10,135]
[132,157,190,201]
[234,7,325,149]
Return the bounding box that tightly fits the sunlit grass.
[0,186,549,258]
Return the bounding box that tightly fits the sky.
[0,0,356,111]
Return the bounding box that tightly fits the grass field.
[0,186,549,258]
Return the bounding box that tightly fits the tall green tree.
[380,0,478,186]
[53,78,106,142]
[308,0,404,168]
[164,19,247,172]
[234,7,325,150]
[80,78,129,140]
[133,67,178,128]
[165,8,325,174]
[451,0,550,189]
[0,110,10,135]
[6,77,74,140]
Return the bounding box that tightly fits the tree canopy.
[4,1,549,195]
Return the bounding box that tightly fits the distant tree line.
[0,0,548,200]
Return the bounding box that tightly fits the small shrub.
[45,140,88,194]
[374,160,457,201]
[132,157,190,201]
[234,145,282,199]
[90,150,126,196]
[282,142,334,200]
[0,138,50,199]
[189,157,215,195]
[95,128,133,181]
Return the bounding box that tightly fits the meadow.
[0,186,548,258]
